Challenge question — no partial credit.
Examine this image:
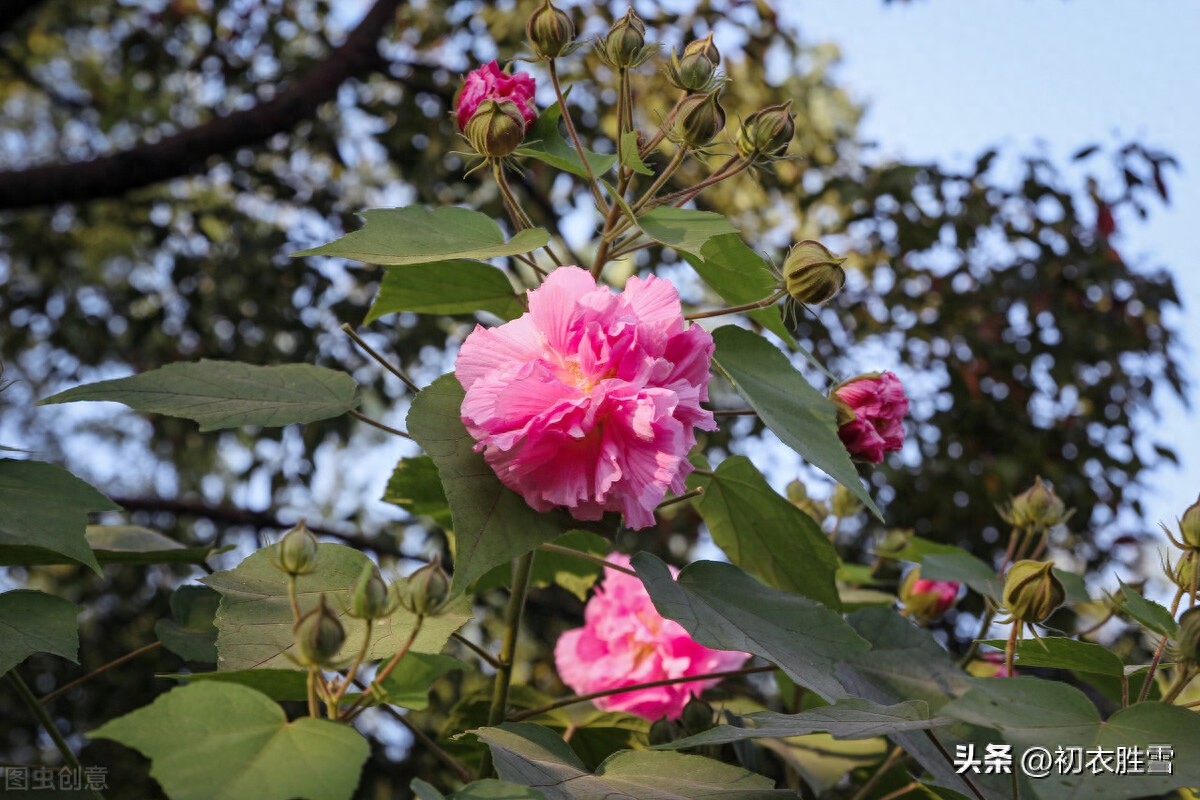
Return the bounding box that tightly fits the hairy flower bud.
[1178,497,1200,549]
[782,239,846,307]
[275,520,319,577]
[465,99,528,158]
[349,561,393,620]
[598,9,650,69]
[404,556,451,616]
[673,92,726,150]
[526,0,575,59]
[293,595,345,668]
[899,568,960,622]
[680,697,715,736]
[737,101,796,161]
[1000,477,1071,530]
[1002,560,1066,624]
[1173,607,1200,669]
[666,33,721,93]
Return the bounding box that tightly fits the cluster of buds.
[1002,559,1066,625]
[595,9,655,69]
[998,477,1073,531]
[899,568,961,623]
[1163,497,1200,595]
[665,33,722,93]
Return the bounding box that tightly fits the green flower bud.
[404,555,451,616]
[682,32,721,67]
[293,595,345,668]
[666,34,722,93]
[598,9,649,69]
[999,477,1071,530]
[782,240,846,307]
[465,99,528,158]
[349,562,393,620]
[1002,560,1066,624]
[275,520,319,577]
[526,0,575,59]
[1173,607,1200,669]
[680,697,715,735]
[1169,549,1200,592]
[737,101,796,161]
[648,717,677,746]
[673,91,726,150]
[1179,497,1200,549]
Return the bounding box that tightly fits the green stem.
[327,619,373,715]
[342,617,423,722]
[306,668,319,717]
[685,289,787,321]
[508,664,775,722]
[494,162,564,271]
[1163,665,1197,704]
[9,672,104,799]
[287,574,302,622]
[851,745,906,800]
[1004,620,1021,678]
[452,632,503,670]
[638,92,687,159]
[650,154,747,208]
[537,543,638,576]
[1138,586,1185,703]
[548,59,607,213]
[477,552,535,778]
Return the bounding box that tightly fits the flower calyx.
[526,0,578,60]
[595,9,655,70]
[1002,559,1065,625]
[665,32,723,93]
[272,519,319,577]
[737,101,796,163]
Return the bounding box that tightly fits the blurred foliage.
[0,0,1185,795]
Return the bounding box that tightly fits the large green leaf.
[293,206,549,265]
[632,553,868,701]
[0,590,80,677]
[940,677,1200,800]
[0,459,118,574]
[682,233,794,344]
[371,652,468,710]
[473,530,610,601]
[978,637,1125,677]
[40,362,359,432]
[660,698,944,749]
[155,585,219,663]
[0,525,223,567]
[635,207,739,258]
[91,682,369,800]
[382,455,453,529]
[474,722,791,800]
[711,326,882,519]
[516,101,618,179]
[1112,580,1178,638]
[200,543,470,671]
[407,375,571,593]
[366,260,524,323]
[690,456,839,608]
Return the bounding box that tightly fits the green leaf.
[453,780,548,799]
[618,130,653,176]
[200,543,470,671]
[635,207,739,258]
[711,326,882,519]
[978,637,1125,677]
[682,234,794,344]
[690,456,840,608]
[411,778,447,800]
[407,375,571,593]
[0,459,118,574]
[366,260,524,323]
[0,525,223,567]
[155,585,220,663]
[292,206,550,265]
[91,682,369,800]
[473,722,791,799]
[0,590,80,677]
[631,553,869,701]
[40,362,359,432]
[383,455,453,529]
[371,652,467,710]
[1112,580,1178,637]
[920,551,1003,601]
[516,101,617,179]
[473,530,610,601]
[660,698,943,749]
[164,668,309,701]
[874,534,965,562]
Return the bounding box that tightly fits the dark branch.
[0,0,403,211]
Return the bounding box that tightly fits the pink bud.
[830,371,909,463]
[455,61,537,133]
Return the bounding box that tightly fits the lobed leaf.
[366,260,524,323]
[0,590,80,677]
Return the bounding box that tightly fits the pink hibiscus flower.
[831,371,909,463]
[455,60,537,132]
[554,554,749,720]
[456,267,716,529]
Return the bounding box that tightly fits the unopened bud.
[1174,607,1200,669]
[737,101,796,161]
[597,9,651,69]
[680,697,715,735]
[349,562,393,620]
[1178,497,1200,549]
[648,717,677,746]
[830,484,863,519]
[293,595,345,668]
[782,240,846,307]
[526,0,575,60]
[1002,560,1066,624]
[899,568,960,622]
[465,99,528,158]
[275,520,319,577]
[404,555,451,616]
[674,91,726,150]
[667,33,721,93]
[1169,549,1200,593]
[1000,477,1070,530]
[682,32,720,67]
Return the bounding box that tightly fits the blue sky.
[782,1,1200,534]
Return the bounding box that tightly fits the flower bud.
[293,594,345,668]
[830,483,863,519]
[899,568,960,622]
[403,555,451,616]
[673,91,726,150]
[999,477,1070,530]
[526,0,575,60]
[275,520,319,577]
[1179,497,1200,549]
[782,240,845,307]
[682,32,720,67]
[737,101,796,162]
[1169,549,1200,593]
[1173,607,1200,669]
[349,562,393,620]
[666,33,721,93]
[465,99,528,158]
[680,697,715,735]
[648,717,677,746]
[1002,560,1066,624]
[598,9,650,69]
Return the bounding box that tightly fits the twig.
[340,323,420,393]
[349,409,411,439]
[537,543,637,577]
[40,642,162,705]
